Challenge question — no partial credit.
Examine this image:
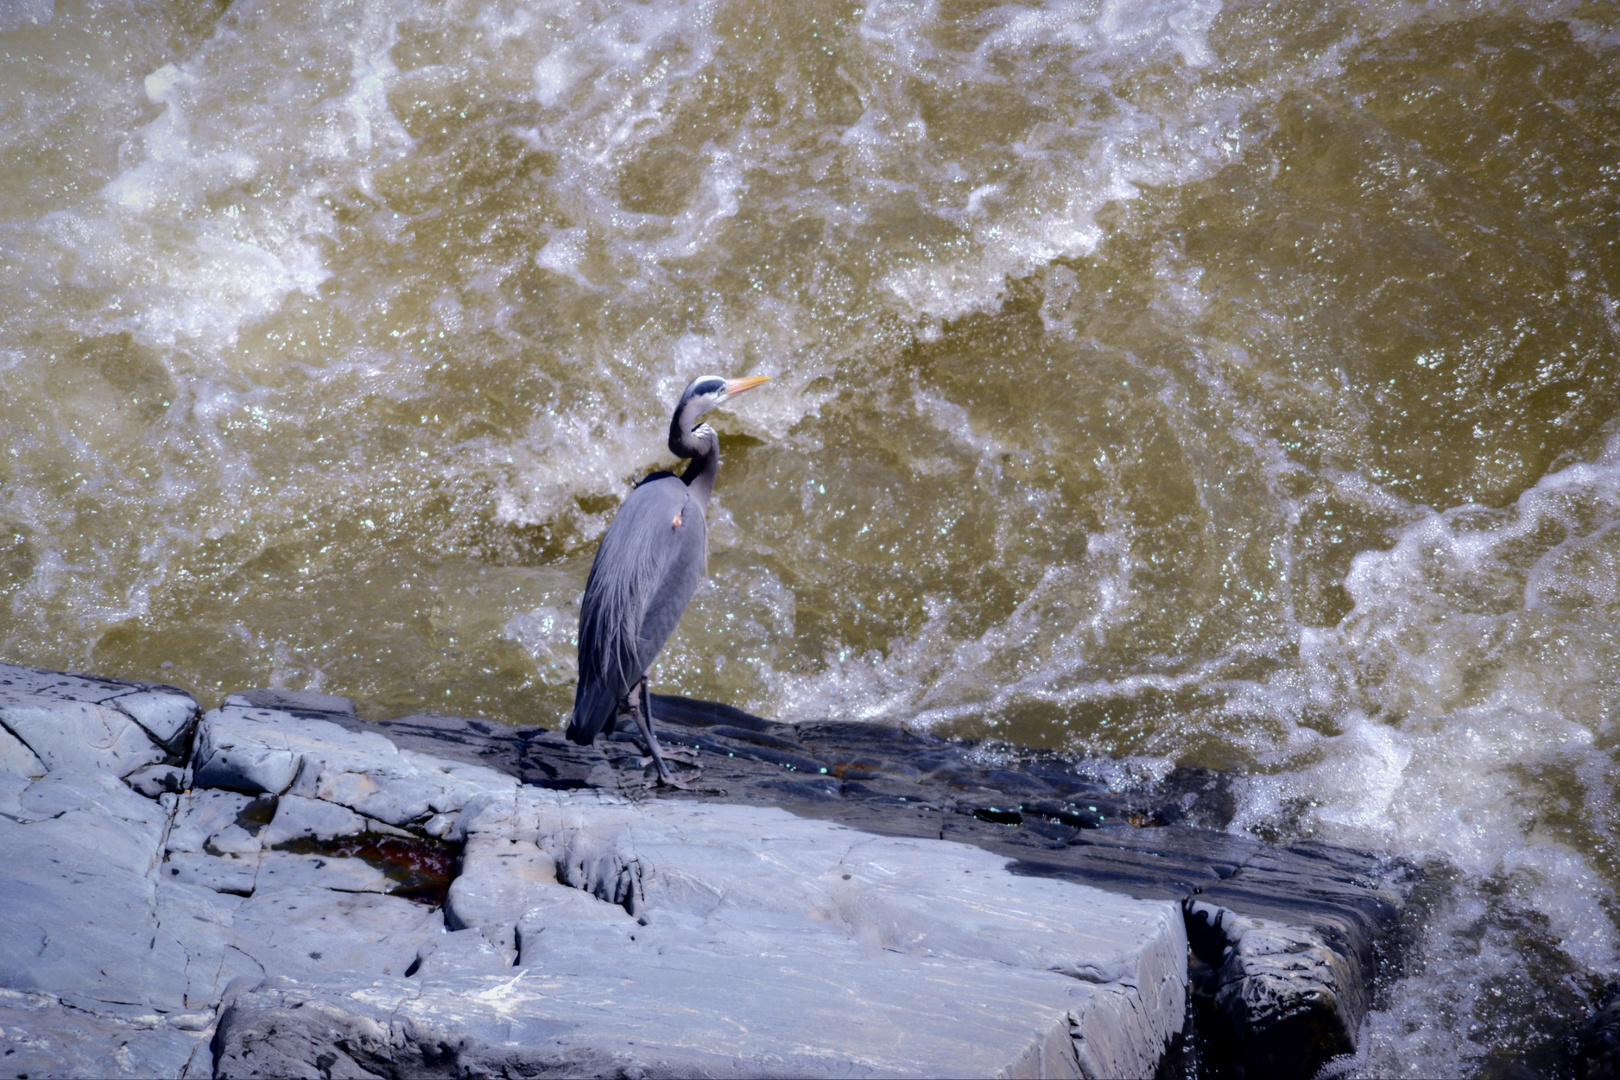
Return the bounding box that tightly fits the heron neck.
[672,421,719,507]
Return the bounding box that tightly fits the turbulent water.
[3,0,1620,1071]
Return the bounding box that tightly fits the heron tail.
[567,678,620,746]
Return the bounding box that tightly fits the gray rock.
[216,950,1125,1079]
[513,890,642,965]
[163,849,260,896]
[190,706,311,795]
[166,788,258,854]
[332,708,534,774]
[254,848,394,894]
[0,663,197,753]
[0,772,190,1012]
[0,987,209,1080]
[443,832,559,959]
[225,887,443,983]
[111,688,198,751]
[11,767,174,826]
[609,697,1417,1076]
[193,704,517,825]
[258,793,366,847]
[15,678,1195,1077]
[151,878,247,1008]
[409,927,512,980]
[423,786,1187,1079]
[0,769,31,816]
[298,744,516,829]
[0,721,45,779]
[162,789,264,896]
[0,671,1424,1079]
[126,762,187,798]
[212,980,423,1080]
[223,688,357,717]
[0,694,166,778]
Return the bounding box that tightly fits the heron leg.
[629,679,681,786]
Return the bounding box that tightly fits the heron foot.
[646,772,727,794]
[636,747,700,769]
[661,744,703,767]
[637,758,723,794]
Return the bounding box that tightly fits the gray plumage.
[571,473,706,742]
[567,374,768,782]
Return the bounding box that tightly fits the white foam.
[534,227,597,289]
[1231,433,1620,986]
[866,0,1237,325]
[503,604,579,682]
[490,408,648,534]
[26,2,419,353]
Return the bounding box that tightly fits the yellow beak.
[722,375,771,398]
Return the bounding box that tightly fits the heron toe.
[651,773,726,794]
[639,758,721,794]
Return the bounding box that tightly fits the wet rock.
[1581,989,1620,1080]
[342,708,533,773]
[1186,901,1362,1078]
[224,688,357,717]
[0,670,1420,1080]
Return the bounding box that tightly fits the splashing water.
[2,0,1619,1070]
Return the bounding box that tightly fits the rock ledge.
[0,665,1418,1078]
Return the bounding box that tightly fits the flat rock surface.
[218,784,1188,1079]
[0,668,1280,1080]
[355,694,1418,1078]
[366,697,1408,979]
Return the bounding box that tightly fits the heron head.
[676,373,770,423]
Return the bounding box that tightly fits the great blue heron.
[567,373,769,786]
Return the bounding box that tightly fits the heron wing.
[568,476,707,744]
[634,494,708,668]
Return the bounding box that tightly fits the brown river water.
[3,0,1620,1072]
